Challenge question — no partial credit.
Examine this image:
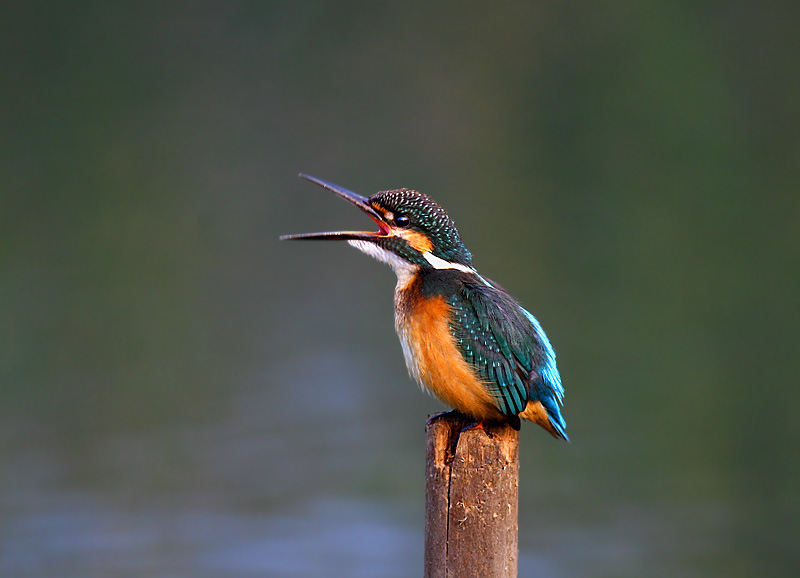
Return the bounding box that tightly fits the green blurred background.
[2,1,798,576]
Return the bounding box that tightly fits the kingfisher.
[281,174,567,440]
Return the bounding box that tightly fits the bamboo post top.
[424,411,520,578]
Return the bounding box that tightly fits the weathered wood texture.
[424,411,519,578]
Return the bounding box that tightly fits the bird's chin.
[347,239,419,286]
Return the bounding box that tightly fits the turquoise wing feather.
[447,277,566,435]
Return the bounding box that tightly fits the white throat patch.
[347,239,419,287]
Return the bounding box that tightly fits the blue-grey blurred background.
[2,2,798,576]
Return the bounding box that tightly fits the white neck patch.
[346,240,474,288]
[422,252,474,274]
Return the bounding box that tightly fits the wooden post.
[424,411,519,578]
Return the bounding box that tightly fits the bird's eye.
[395,214,410,227]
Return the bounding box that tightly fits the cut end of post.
[425,411,519,467]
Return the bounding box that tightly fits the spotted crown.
[370,189,473,266]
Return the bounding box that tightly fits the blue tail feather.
[547,405,569,441]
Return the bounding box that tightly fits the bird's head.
[281,174,473,280]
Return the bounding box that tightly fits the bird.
[280,174,567,440]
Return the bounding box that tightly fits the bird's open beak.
[279,174,391,242]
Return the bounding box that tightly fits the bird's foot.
[426,409,467,428]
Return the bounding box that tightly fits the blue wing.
[447,277,566,436]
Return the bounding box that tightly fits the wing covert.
[447,279,549,416]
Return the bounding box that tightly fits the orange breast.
[395,285,501,420]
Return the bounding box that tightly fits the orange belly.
[395,289,502,421]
